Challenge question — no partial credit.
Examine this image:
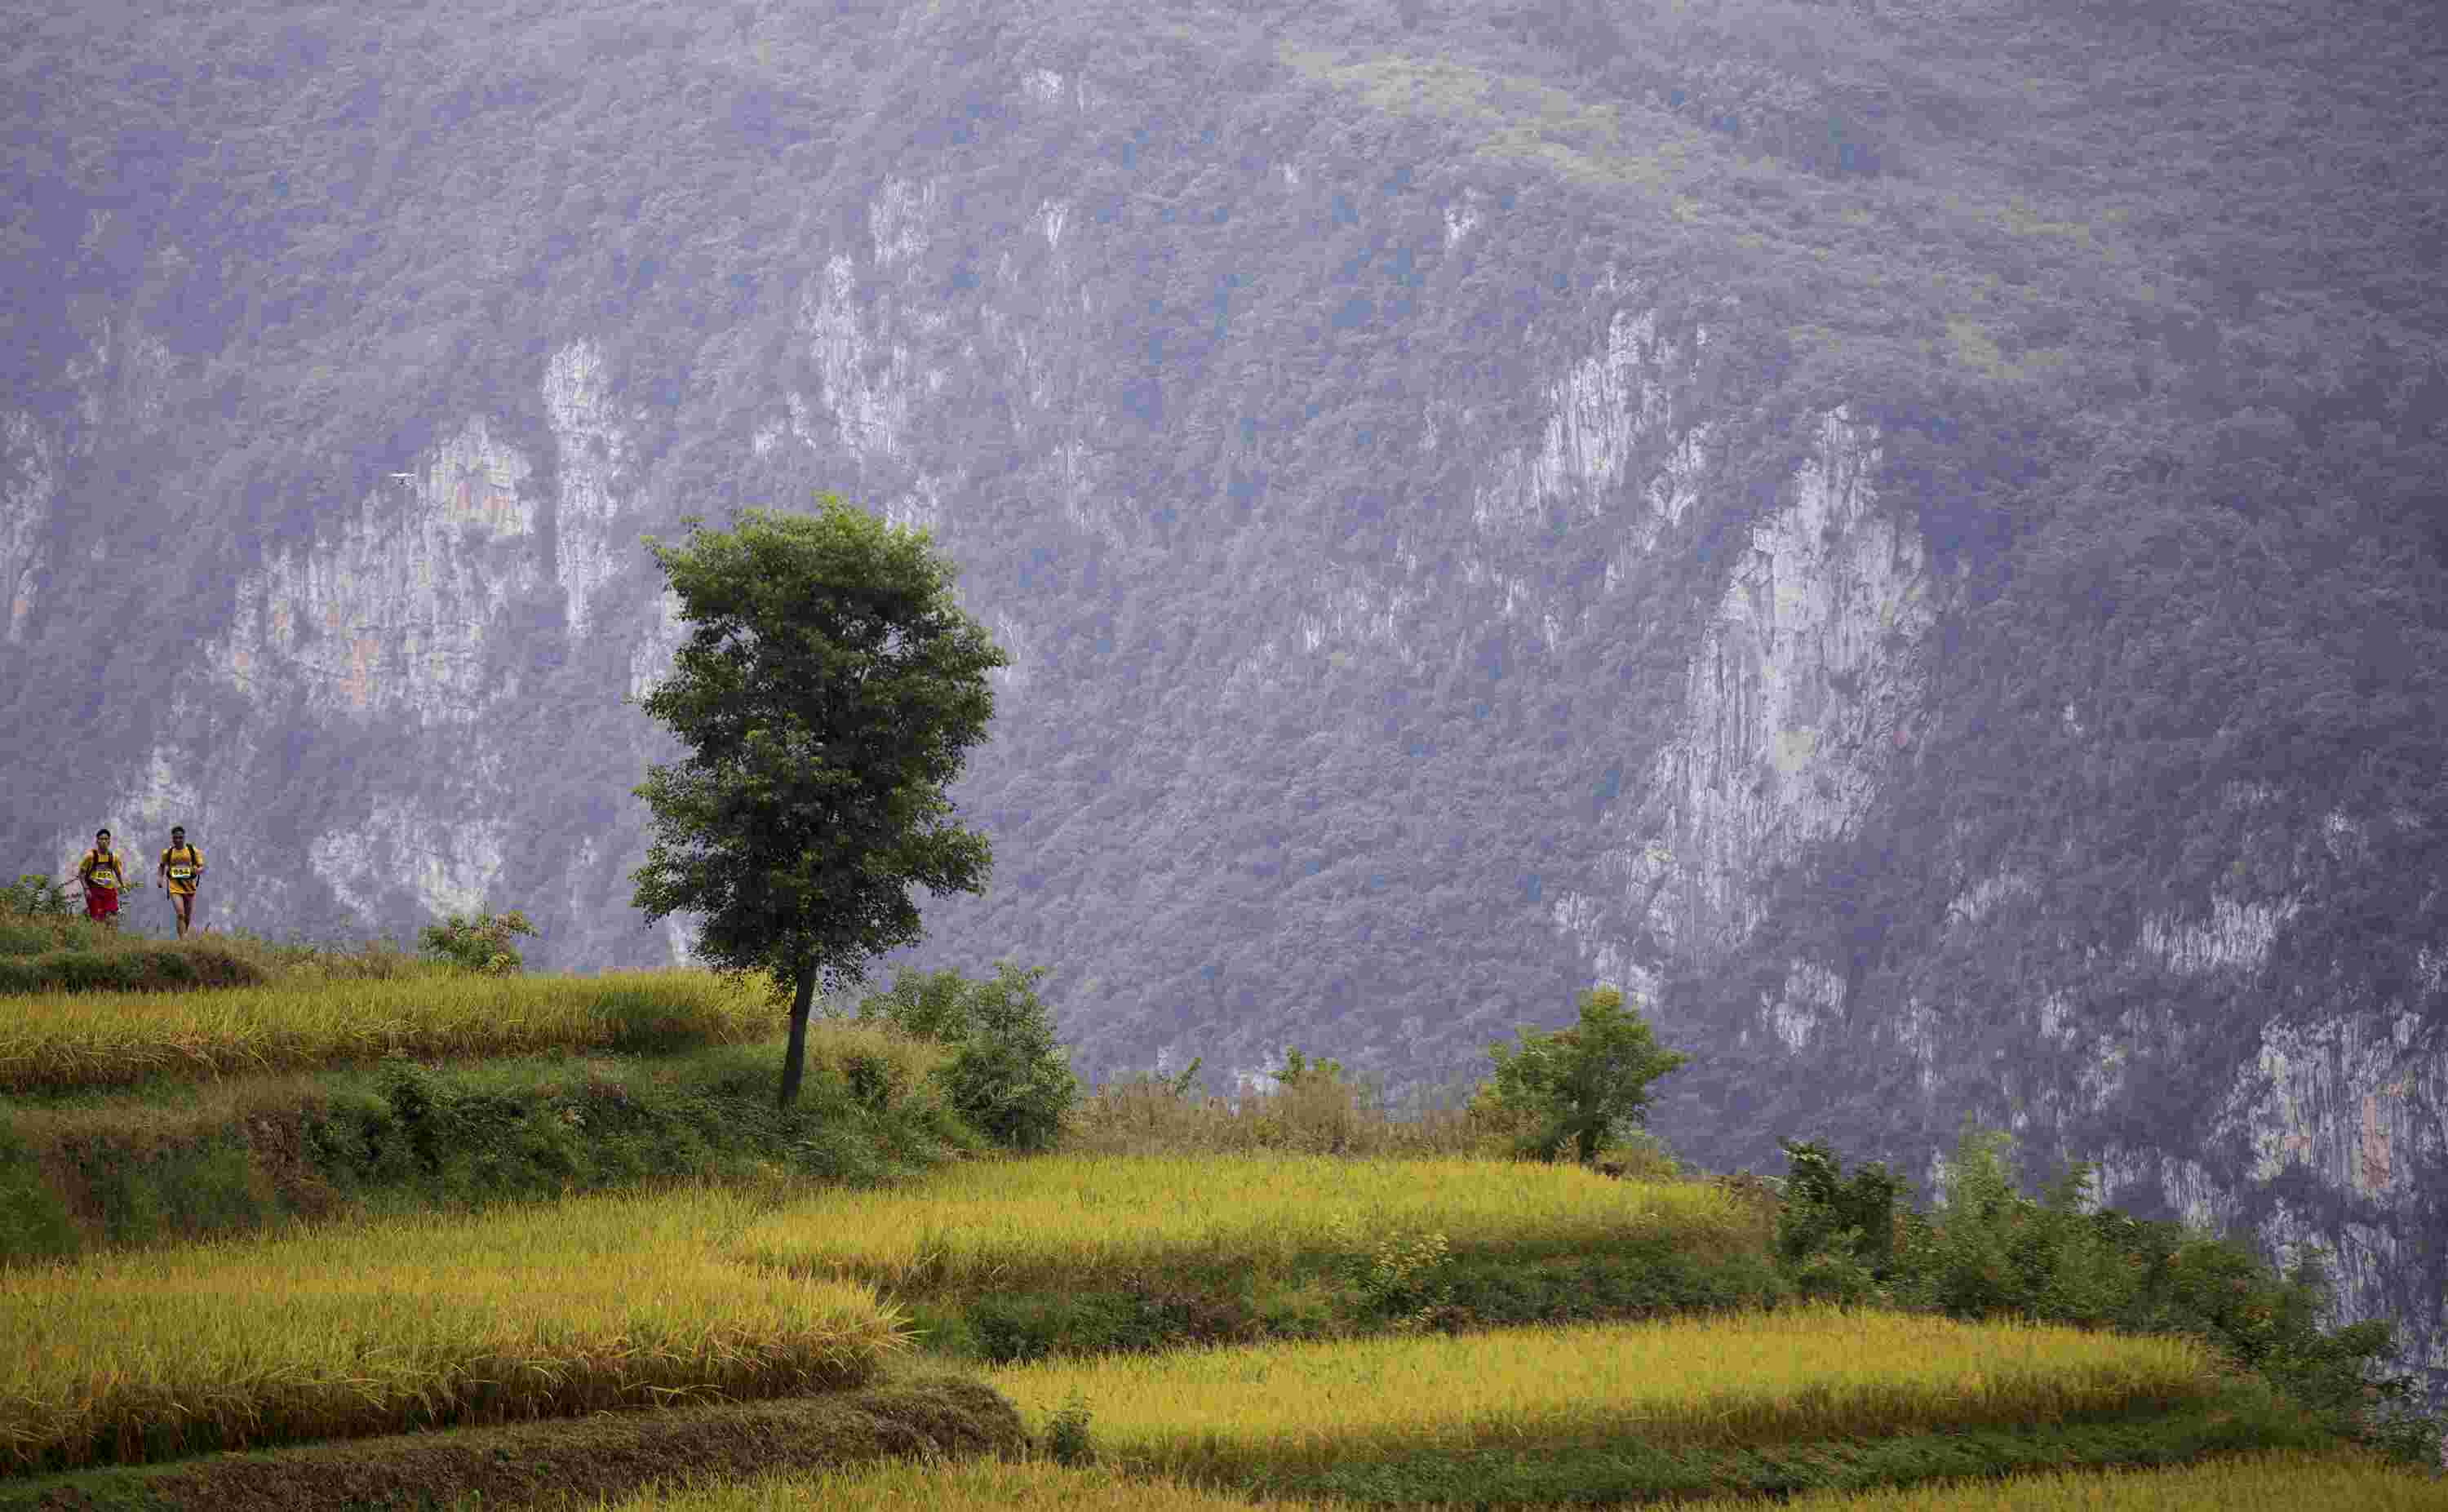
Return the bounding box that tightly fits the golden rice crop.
[983,1308,2220,1481]
[0,1186,906,1474]
[0,970,779,1093]
[582,1450,2448,1512]
[1680,1450,2448,1510]
[738,1152,1741,1290]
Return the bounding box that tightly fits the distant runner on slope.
[157,825,206,938]
[76,828,137,929]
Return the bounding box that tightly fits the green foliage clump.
[854,963,1078,1151]
[417,910,538,975]
[0,876,74,918]
[1330,1218,1453,1329]
[1271,1048,1346,1088]
[1472,987,1691,1164]
[1043,1391,1095,1467]
[1776,1136,1906,1303]
[1776,1128,2448,1465]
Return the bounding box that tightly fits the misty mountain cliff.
[3,0,2443,1394]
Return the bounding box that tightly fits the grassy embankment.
[0,934,973,1259]
[0,916,398,995]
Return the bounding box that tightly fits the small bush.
[855,963,1077,1151]
[417,910,538,975]
[1776,1136,1905,1298]
[1327,1216,1453,1328]
[1043,1391,1094,1466]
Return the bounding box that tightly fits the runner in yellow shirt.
[76,828,139,929]
[157,826,206,938]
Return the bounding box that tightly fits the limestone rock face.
[1,411,56,645]
[2,0,2441,1406]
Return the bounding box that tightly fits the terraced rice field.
[0,1186,903,1474]
[737,1151,1746,1290]
[0,970,778,1092]
[982,1308,2222,1483]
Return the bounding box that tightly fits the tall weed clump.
[418,909,539,975]
[1065,1050,1485,1158]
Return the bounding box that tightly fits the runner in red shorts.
[77,828,131,928]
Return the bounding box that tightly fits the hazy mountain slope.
[2,0,2443,1393]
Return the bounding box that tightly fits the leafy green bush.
[1470,987,1690,1164]
[854,963,1078,1151]
[1776,1128,2448,1464]
[1775,1137,1905,1301]
[417,911,538,975]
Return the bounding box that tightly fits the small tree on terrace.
[1475,985,1689,1164]
[631,499,1008,1108]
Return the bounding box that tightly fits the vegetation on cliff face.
[2,0,2442,1393]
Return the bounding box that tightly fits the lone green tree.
[1475,985,1690,1164]
[631,499,1008,1108]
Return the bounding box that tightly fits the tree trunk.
[778,964,817,1110]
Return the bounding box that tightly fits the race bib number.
[91,874,118,889]
[170,866,193,880]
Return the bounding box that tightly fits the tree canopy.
[631,498,1007,1106]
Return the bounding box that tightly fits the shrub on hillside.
[418,911,538,975]
[1778,1128,2448,1464]
[1,874,76,918]
[854,962,1077,1151]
